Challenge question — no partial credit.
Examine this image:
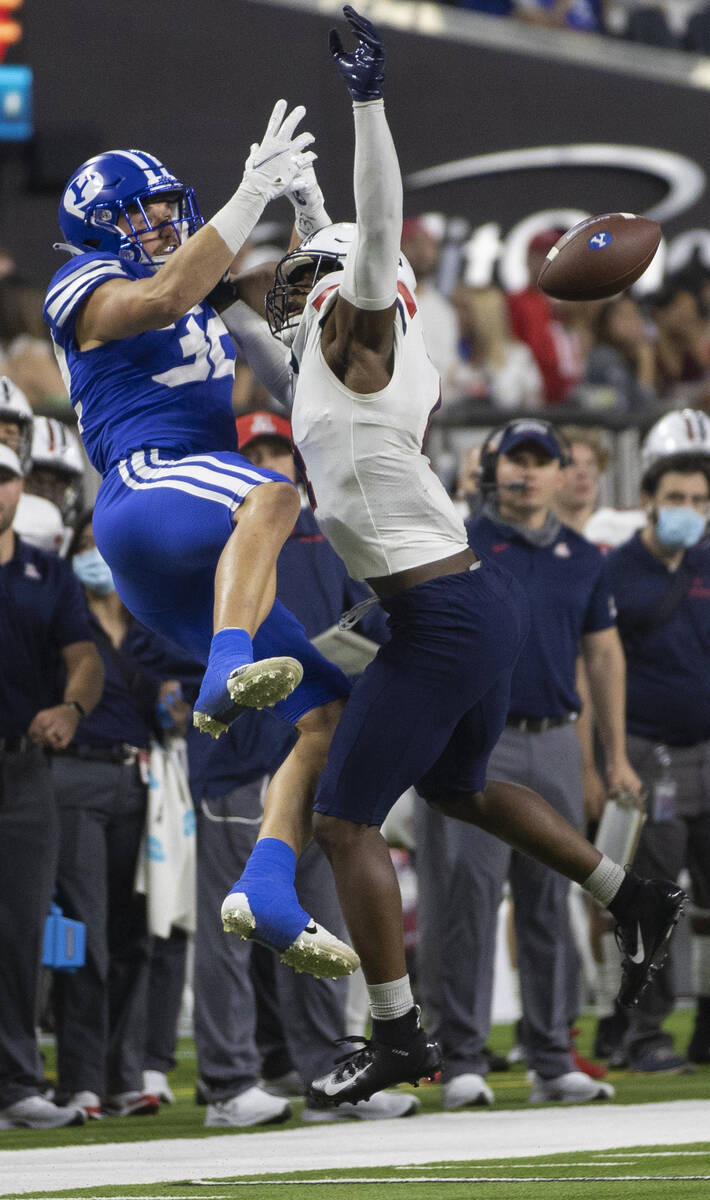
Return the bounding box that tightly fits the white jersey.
[290,276,469,581]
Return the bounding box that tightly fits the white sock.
[582,855,626,908]
[367,975,414,1021]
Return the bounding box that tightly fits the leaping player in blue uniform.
[43,102,359,980]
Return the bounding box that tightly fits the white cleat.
[442,1073,494,1110]
[527,1069,615,1104]
[301,1089,420,1122]
[193,657,303,739]
[227,657,303,710]
[221,892,360,980]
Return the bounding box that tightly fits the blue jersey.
[43,252,237,476]
[467,512,615,718]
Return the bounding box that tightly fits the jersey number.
[151,313,233,388]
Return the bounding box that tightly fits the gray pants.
[0,745,58,1108]
[194,777,348,1102]
[416,723,583,1081]
[52,755,150,1098]
[624,734,710,1057]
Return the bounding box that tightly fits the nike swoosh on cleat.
[322,1065,371,1097]
[629,922,646,964]
[303,922,318,935]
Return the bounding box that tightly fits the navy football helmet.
[58,149,203,264]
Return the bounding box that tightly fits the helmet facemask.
[266,249,345,343]
[108,187,202,265]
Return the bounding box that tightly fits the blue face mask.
[73,547,115,594]
[655,506,707,550]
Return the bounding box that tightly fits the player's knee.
[312,811,370,859]
[237,479,300,528]
[426,788,483,822]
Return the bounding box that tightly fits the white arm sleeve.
[221,299,294,412]
[339,99,402,312]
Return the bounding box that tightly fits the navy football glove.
[329,5,385,102]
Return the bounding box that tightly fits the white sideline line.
[1,1101,709,1196]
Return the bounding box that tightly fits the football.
[536,213,662,301]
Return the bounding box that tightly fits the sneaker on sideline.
[629,1043,695,1075]
[67,1090,102,1120]
[569,1029,608,1080]
[103,1090,160,1116]
[0,1094,86,1129]
[307,1029,442,1108]
[302,1089,420,1121]
[204,1086,291,1127]
[527,1070,615,1104]
[142,1070,175,1104]
[262,1069,305,1098]
[442,1073,494,1110]
[614,875,687,1007]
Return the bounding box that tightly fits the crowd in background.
[1,213,710,1129]
[448,0,710,50]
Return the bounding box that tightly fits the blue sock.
[196,628,254,714]
[227,837,310,951]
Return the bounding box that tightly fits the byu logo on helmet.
[65,170,105,218]
[588,231,612,250]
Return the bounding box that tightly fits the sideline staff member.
[0,443,103,1130]
[417,419,638,1108]
[608,451,710,1072]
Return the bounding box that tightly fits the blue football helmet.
[58,149,203,264]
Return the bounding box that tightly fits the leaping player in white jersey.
[220,7,686,1104]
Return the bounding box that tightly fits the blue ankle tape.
[227,838,310,951]
[195,628,254,716]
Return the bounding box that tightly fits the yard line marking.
[193,1176,710,1186]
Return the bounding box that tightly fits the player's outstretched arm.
[75,101,314,347]
[327,6,400,359]
[285,159,332,249]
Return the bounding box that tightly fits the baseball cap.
[496,420,565,460]
[0,442,24,477]
[236,411,292,452]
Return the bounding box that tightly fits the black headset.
[477,419,572,492]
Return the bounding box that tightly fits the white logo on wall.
[65,170,105,218]
[406,144,707,292]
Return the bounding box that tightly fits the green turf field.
[2,1012,708,1200]
[5,1144,710,1200]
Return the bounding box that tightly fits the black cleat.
[307,1031,442,1107]
[614,876,687,1008]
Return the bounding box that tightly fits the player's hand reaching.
[242,99,316,203]
[329,5,385,102]
[286,159,331,238]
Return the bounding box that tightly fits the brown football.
[537,213,662,301]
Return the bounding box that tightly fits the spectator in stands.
[553,426,610,535]
[400,217,461,401]
[457,0,604,31]
[584,295,657,414]
[448,284,544,411]
[607,449,710,1072]
[51,512,190,1119]
[649,279,710,407]
[0,455,103,1130]
[507,230,586,406]
[417,418,637,1109]
[0,248,69,414]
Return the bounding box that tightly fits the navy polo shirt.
[187,504,388,801]
[467,513,615,718]
[607,531,710,745]
[0,536,93,737]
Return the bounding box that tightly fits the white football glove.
[242,99,315,203]
[286,159,331,238]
